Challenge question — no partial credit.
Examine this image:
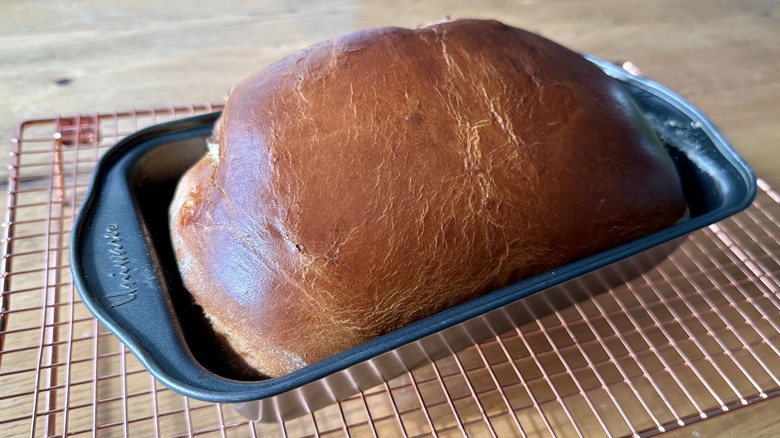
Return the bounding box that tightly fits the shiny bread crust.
[170,19,686,377]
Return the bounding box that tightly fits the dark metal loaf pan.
[70,56,756,422]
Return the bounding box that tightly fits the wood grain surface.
[2,0,779,436]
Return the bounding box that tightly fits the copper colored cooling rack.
[1,105,779,437]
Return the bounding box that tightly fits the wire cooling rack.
[1,105,779,437]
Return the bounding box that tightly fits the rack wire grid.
[1,104,779,437]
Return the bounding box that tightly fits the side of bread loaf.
[169,19,686,377]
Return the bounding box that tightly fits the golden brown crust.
[170,19,686,377]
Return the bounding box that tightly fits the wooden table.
[2,1,779,436]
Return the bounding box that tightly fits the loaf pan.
[70,56,756,422]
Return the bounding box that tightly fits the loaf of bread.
[170,19,686,378]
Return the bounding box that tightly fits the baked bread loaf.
[170,19,686,378]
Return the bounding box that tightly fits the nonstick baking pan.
[70,56,756,422]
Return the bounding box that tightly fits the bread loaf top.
[170,19,686,377]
